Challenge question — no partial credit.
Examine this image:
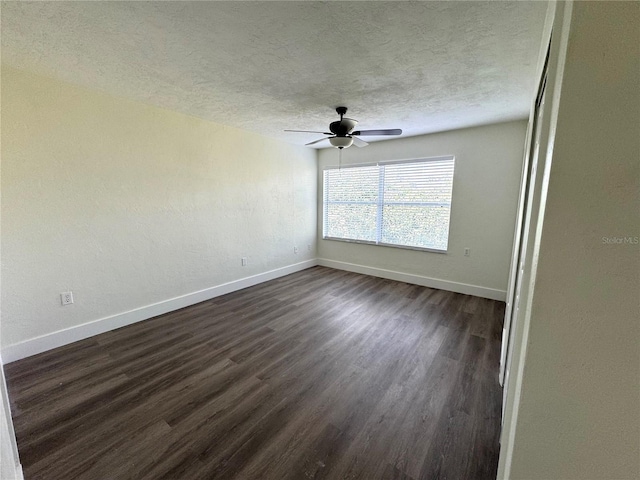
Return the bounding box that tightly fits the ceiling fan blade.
[305,137,331,146]
[350,129,402,136]
[285,129,332,135]
[351,136,369,148]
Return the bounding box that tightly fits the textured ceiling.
[1,1,547,147]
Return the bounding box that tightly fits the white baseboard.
[317,258,506,301]
[2,258,505,363]
[1,260,317,363]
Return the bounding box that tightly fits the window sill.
[322,236,448,254]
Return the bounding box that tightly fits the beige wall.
[317,121,527,297]
[1,66,317,351]
[503,1,640,478]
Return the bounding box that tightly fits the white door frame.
[499,7,555,389]
[497,1,574,476]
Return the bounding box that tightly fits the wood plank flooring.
[5,266,504,480]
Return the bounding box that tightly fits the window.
[323,156,455,252]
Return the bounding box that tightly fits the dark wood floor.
[6,266,504,480]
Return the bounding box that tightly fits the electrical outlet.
[241,257,248,266]
[464,248,471,257]
[61,291,74,305]
[307,244,312,252]
[294,246,298,254]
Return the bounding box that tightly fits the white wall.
[500,1,640,478]
[1,66,317,358]
[317,121,527,299]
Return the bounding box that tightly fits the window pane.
[325,166,378,203]
[324,166,378,242]
[381,158,454,250]
[381,204,451,250]
[383,160,454,204]
[325,203,377,241]
[323,157,454,251]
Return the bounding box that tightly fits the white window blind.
[323,156,455,252]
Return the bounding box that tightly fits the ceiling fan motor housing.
[329,118,358,136]
[329,106,358,137]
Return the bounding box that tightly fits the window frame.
[322,155,455,254]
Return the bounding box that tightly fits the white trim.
[1,354,24,480]
[497,1,573,478]
[1,256,505,363]
[499,0,556,391]
[317,258,506,301]
[1,260,317,363]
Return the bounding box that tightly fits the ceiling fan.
[285,107,402,149]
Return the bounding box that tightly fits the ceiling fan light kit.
[329,136,353,149]
[286,107,402,149]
